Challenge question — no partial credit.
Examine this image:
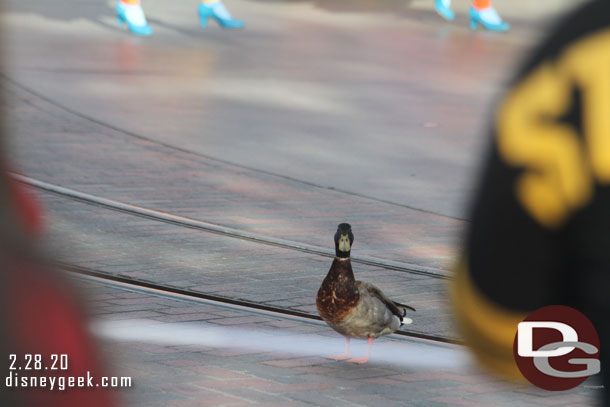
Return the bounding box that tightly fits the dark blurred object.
[451,0,609,404]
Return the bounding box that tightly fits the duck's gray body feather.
[329,281,412,339]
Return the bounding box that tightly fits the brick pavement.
[4,78,460,271]
[76,277,602,407]
[3,3,600,405]
[38,190,454,340]
[4,72,458,340]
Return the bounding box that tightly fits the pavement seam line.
[12,172,451,279]
[66,267,461,346]
[1,73,466,222]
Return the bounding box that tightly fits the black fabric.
[468,0,610,311]
[465,1,609,402]
[515,1,610,83]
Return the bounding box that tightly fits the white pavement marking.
[92,319,471,370]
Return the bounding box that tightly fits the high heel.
[469,7,509,32]
[434,0,454,21]
[116,2,153,36]
[470,18,477,30]
[198,1,244,29]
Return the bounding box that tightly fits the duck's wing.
[355,281,416,320]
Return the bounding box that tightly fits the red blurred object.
[0,172,118,406]
[4,259,118,407]
[7,175,44,238]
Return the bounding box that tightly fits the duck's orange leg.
[328,336,351,360]
[347,337,373,364]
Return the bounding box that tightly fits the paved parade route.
[1,0,595,405]
[78,277,601,407]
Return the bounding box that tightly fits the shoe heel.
[199,15,209,27]
[435,0,454,21]
[469,7,509,32]
[214,16,244,29]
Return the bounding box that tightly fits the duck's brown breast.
[316,279,360,324]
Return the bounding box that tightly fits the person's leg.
[434,0,454,21]
[469,0,509,32]
[471,0,490,9]
[116,0,153,36]
[198,0,244,29]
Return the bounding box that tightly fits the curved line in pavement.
[13,173,451,279]
[2,73,467,222]
[65,263,460,345]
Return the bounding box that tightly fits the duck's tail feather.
[393,302,415,325]
[394,301,416,313]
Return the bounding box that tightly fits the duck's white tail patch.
[402,317,413,325]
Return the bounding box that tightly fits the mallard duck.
[316,223,415,363]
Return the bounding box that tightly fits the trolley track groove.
[63,262,461,346]
[14,173,450,279]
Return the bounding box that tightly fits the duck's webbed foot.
[347,337,373,364]
[328,336,351,361]
[328,353,351,361]
[347,356,370,364]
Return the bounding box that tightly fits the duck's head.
[334,223,354,259]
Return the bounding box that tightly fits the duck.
[316,223,415,364]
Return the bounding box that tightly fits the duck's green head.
[334,223,354,258]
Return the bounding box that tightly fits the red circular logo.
[513,305,600,391]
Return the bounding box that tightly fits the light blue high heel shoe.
[198,1,244,29]
[435,0,454,21]
[116,2,153,36]
[469,7,509,32]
